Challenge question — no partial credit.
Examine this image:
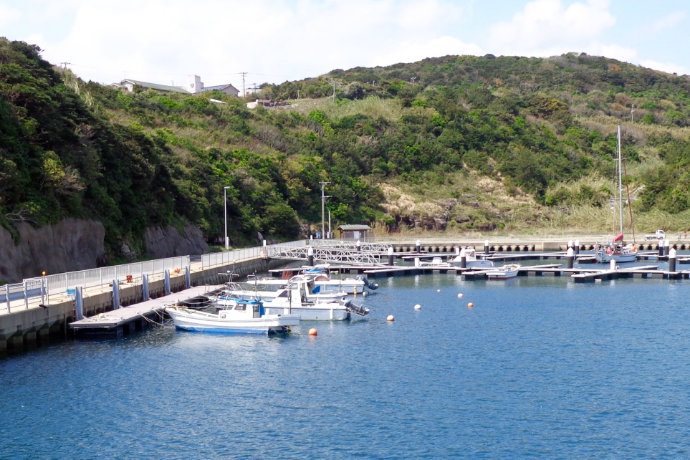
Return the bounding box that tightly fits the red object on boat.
[613,232,624,242]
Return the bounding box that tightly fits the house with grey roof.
[117,75,239,96]
[338,224,371,241]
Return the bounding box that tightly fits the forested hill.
[1,38,690,262]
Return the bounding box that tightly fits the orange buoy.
[386,314,395,322]
[467,302,474,308]
[308,328,318,336]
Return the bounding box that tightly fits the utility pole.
[60,62,71,70]
[319,181,330,239]
[239,72,248,97]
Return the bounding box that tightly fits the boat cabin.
[219,298,265,318]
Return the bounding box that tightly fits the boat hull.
[595,253,638,263]
[485,264,520,280]
[263,304,351,321]
[594,246,638,263]
[166,307,299,335]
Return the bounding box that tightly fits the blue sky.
[1,0,688,93]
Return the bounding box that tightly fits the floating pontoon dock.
[69,285,222,337]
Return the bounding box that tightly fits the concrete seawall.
[0,257,285,353]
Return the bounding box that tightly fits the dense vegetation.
[1,38,689,261]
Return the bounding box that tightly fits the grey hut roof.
[338,225,371,231]
[121,79,190,94]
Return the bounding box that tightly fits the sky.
[1,0,688,94]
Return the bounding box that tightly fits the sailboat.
[594,125,638,264]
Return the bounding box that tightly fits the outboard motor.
[357,275,379,290]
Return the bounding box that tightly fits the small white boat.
[450,247,494,268]
[594,240,638,263]
[165,299,299,335]
[485,264,521,280]
[415,256,452,268]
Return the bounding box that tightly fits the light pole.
[223,186,230,249]
[327,208,331,239]
[319,181,330,239]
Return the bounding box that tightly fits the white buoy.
[386,314,395,322]
[414,304,421,310]
[457,293,464,298]
[436,289,441,293]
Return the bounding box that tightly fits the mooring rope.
[138,311,165,327]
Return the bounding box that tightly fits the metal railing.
[3,255,190,313]
[201,240,307,269]
[271,240,393,265]
[3,238,397,314]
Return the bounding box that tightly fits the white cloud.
[42,0,477,86]
[16,0,689,85]
[596,44,637,63]
[646,11,686,35]
[486,0,616,56]
[0,3,21,28]
[373,36,483,67]
[640,59,688,76]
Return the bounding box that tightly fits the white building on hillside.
[117,75,239,96]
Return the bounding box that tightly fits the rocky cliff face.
[144,225,209,259]
[0,219,106,282]
[0,220,209,283]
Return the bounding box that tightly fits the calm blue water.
[2,271,690,459]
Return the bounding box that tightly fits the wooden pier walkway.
[69,285,222,336]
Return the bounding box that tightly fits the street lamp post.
[319,181,330,239]
[223,186,230,249]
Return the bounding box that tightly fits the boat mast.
[617,125,623,235]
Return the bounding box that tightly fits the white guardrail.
[200,240,308,268]
[2,255,190,313]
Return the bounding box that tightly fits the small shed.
[338,224,371,241]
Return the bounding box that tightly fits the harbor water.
[2,272,690,458]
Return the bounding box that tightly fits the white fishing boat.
[449,247,494,268]
[595,125,638,264]
[594,239,638,264]
[165,298,299,335]
[260,275,369,320]
[415,256,452,268]
[223,275,348,304]
[260,266,378,294]
[485,264,521,280]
